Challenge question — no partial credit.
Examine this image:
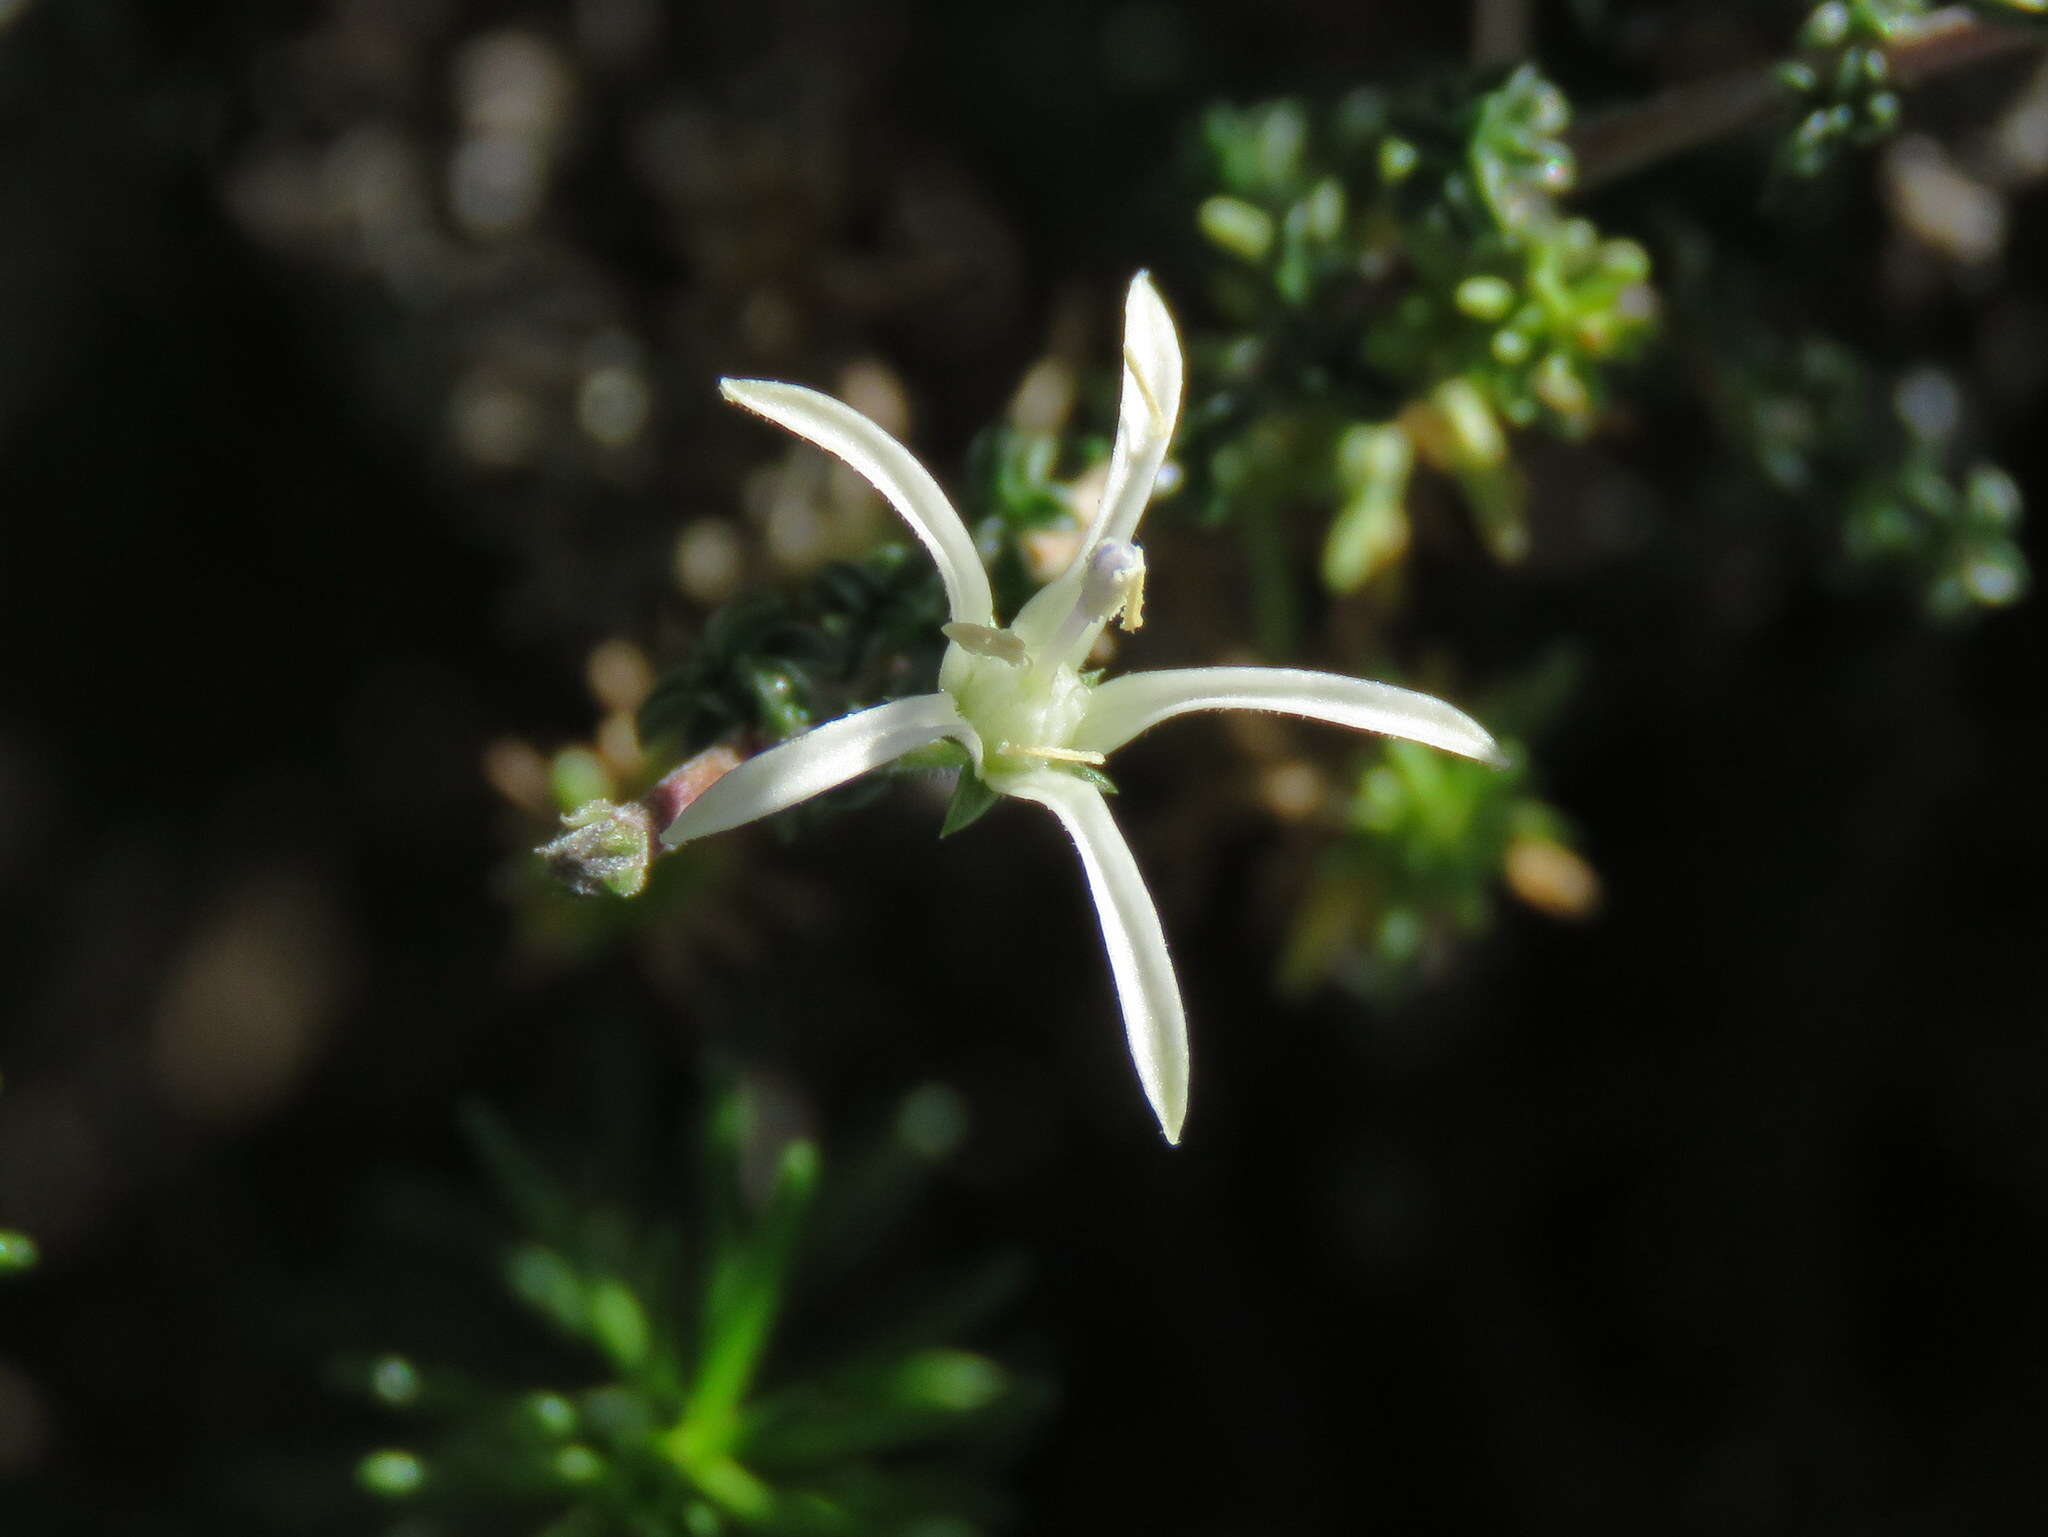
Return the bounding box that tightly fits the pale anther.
[1116,555,1146,632]
[941,622,1028,665]
[1079,540,1146,629]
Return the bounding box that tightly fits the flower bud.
[537,800,655,898]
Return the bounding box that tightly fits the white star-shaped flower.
[665,273,1504,1143]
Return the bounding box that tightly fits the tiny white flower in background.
[665,273,1505,1144]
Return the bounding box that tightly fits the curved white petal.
[721,379,995,627]
[1009,770,1189,1145]
[1011,275,1185,650]
[661,693,977,847]
[1074,666,1507,766]
[1090,272,1184,550]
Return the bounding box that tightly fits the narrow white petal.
[1009,770,1189,1144]
[1091,272,1184,549]
[1011,273,1185,648]
[721,379,995,627]
[661,693,976,847]
[1075,666,1507,766]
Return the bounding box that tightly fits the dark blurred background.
[4,0,2048,1532]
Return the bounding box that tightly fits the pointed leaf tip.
[939,770,1001,837]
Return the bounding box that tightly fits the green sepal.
[1067,763,1119,795]
[940,772,1001,837]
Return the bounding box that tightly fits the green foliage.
[0,1229,37,1274]
[966,426,1077,540]
[640,550,949,758]
[1192,67,1656,587]
[1366,68,1652,443]
[965,425,1096,577]
[1282,672,1595,999]
[1714,335,2029,617]
[347,1094,1029,1536]
[1775,1,1925,177]
[1848,459,2027,618]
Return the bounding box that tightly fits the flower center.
[940,645,1092,782]
[939,538,1147,784]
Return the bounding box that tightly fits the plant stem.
[1571,7,2041,193]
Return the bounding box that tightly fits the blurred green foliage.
[1283,659,1594,999]
[347,1093,1028,1537]
[1191,66,1656,586]
[640,552,949,760]
[1774,1,1923,178]
[0,1228,37,1274]
[1710,328,2029,617]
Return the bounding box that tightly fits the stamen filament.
[1004,744,1108,765]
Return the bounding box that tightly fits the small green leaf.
[357,1449,426,1499]
[368,1355,420,1407]
[1197,196,1275,263]
[688,1139,822,1441]
[0,1230,37,1274]
[508,1244,588,1337]
[550,748,613,814]
[589,1279,652,1371]
[882,1349,1009,1413]
[940,772,1001,837]
[553,1444,606,1484]
[525,1392,579,1438]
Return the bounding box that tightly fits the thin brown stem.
[1570,7,2042,193]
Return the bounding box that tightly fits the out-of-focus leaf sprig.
[1714,333,2029,617]
[1772,2,2048,176]
[1775,1,1927,177]
[639,551,949,759]
[348,1090,1030,1536]
[1192,66,1657,589]
[1281,665,1597,1000]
